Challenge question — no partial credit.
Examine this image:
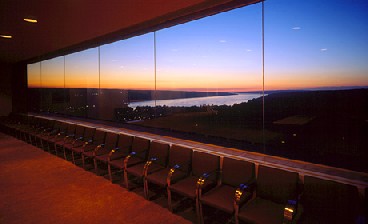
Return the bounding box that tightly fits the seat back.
[93,129,106,145]
[168,145,193,173]
[52,121,62,131]
[222,157,255,187]
[302,175,360,223]
[117,133,134,156]
[104,131,118,150]
[74,125,85,138]
[66,123,76,135]
[83,127,95,140]
[59,122,69,133]
[256,165,298,204]
[45,119,55,129]
[147,141,170,167]
[131,136,150,160]
[192,151,220,181]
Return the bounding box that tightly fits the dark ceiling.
[0,0,260,65]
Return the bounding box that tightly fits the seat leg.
[144,178,149,199]
[72,151,76,164]
[63,147,67,160]
[94,158,97,173]
[54,144,58,156]
[82,154,85,169]
[124,169,129,189]
[196,196,203,224]
[167,187,173,212]
[108,164,112,182]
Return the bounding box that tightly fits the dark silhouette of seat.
[61,124,85,159]
[53,123,76,156]
[298,175,360,224]
[40,121,68,152]
[93,131,118,174]
[125,141,170,197]
[107,133,134,182]
[168,150,220,223]
[33,119,57,148]
[236,165,299,224]
[122,136,151,189]
[199,157,255,224]
[66,126,95,164]
[145,144,193,201]
[79,129,106,169]
[31,118,54,146]
[70,128,103,166]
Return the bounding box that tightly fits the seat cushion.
[238,198,285,224]
[95,154,109,163]
[108,156,143,169]
[127,163,164,178]
[82,150,94,157]
[201,185,236,214]
[170,176,215,199]
[109,158,124,169]
[146,168,187,187]
[71,146,84,153]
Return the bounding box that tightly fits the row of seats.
[0,113,367,224]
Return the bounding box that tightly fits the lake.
[129,93,262,108]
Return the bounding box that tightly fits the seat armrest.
[94,143,105,151]
[143,157,158,177]
[83,139,93,147]
[167,164,181,187]
[196,170,218,187]
[123,151,137,169]
[234,182,254,205]
[63,134,75,141]
[108,147,119,158]
[196,170,219,198]
[284,199,298,222]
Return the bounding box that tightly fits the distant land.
[240,85,368,95]
[126,89,236,102]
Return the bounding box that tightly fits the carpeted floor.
[0,133,193,224]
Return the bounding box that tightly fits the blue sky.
[28,0,368,91]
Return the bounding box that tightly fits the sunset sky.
[28,0,368,91]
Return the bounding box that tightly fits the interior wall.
[11,63,28,114]
[0,62,13,116]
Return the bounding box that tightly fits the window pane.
[264,0,368,171]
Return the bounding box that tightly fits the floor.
[0,132,196,224]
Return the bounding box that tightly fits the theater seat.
[122,136,150,188]
[53,123,76,156]
[199,157,255,224]
[237,165,299,224]
[107,133,134,182]
[145,145,193,200]
[68,126,96,164]
[93,131,118,174]
[168,151,220,223]
[61,124,85,160]
[299,175,360,224]
[80,129,106,169]
[125,141,170,197]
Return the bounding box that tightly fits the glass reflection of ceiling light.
[0,35,12,39]
[24,18,38,23]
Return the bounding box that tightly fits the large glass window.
[100,33,154,121]
[65,48,99,117]
[26,0,368,172]
[263,0,368,171]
